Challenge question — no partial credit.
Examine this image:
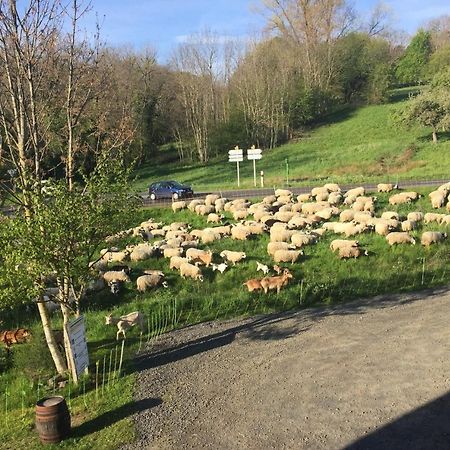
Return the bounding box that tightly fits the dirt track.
[124,286,450,449]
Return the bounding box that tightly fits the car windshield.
[168,181,185,188]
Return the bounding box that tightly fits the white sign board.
[247,153,262,160]
[66,315,89,382]
[228,149,243,162]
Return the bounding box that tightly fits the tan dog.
[260,269,293,294]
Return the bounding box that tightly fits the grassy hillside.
[132,89,450,192]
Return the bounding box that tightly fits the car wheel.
[172,192,179,200]
[150,193,156,201]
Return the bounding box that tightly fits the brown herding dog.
[260,269,293,294]
[0,328,31,351]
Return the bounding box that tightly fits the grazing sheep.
[338,246,368,259]
[330,239,359,252]
[185,249,213,267]
[377,183,395,192]
[130,245,156,262]
[429,191,446,208]
[442,215,450,224]
[231,226,252,241]
[316,207,339,220]
[345,187,365,198]
[169,256,189,270]
[136,274,168,292]
[386,232,416,246]
[260,269,293,294]
[421,231,448,246]
[212,262,228,273]
[215,198,227,213]
[179,262,204,281]
[381,211,400,221]
[389,193,412,205]
[273,249,303,264]
[220,250,247,265]
[340,209,355,222]
[353,211,374,224]
[105,311,146,340]
[291,233,317,247]
[163,247,183,258]
[267,241,296,257]
[243,278,263,292]
[196,204,215,216]
[328,192,343,205]
[246,222,267,235]
[172,201,187,213]
[102,250,130,263]
[188,199,204,212]
[200,230,217,245]
[297,193,311,202]
[232,209,249,221]
[274,211,296,222]
[275,189,292,197]
[401,220,417,232]
[89,259,108,272]
[407,212,424,222]
[311,186,329,197]
[207,213,224,223]
[270,228,296,242]
[102,270,131,284]
[211,225,231,237]
[263,195,277,204]
[277,195,293,204]
[323,183,341,193]
[205,194,220,206]
[288,216,309,229]
[424,212,446,224]
[374,221,394,236]
[256,261,270,275]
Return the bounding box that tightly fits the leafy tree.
[395,30,432,85]
[426,45,450,78]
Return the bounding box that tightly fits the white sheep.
[105,311,146,340]
[130,247,156,262]
[220,250,247,265]
[267,241,296,257]
[424,212,446,224]
[377,183,396,192]
[386,232,416,246]
[338,246,368,259]
[102,250,130,263]
[270,228,295,242]
[211,262,228,273]
[205,194,220,206]
[179,262,204,281]
[407,212,424,222]
[231,226,252,241]
[344,187,365,198]
[136,274,168,292]
[421,231,448,246]
[429,191,446,209]
[297,193,311,202]
[323,183,341,193]
[207,213,224,223]
[401,220,417,232]
[291,233,317,247]
[275,189,292,197]
[172,201,187,213]
[330,239,359,252]
[273,249,303,264]
[339,209,355,222]
[163,247,183,258]
[185,248,213,267]
[232,209,249,221]
[102,270,131,283]
[169,256,189,270]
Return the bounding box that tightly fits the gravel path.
[123,286,450,449]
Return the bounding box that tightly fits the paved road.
[139,178,449,207]
[124,285,450,449]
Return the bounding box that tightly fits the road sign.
[247,146,263,186]
[229,146,243,186]
[66,315,89,383]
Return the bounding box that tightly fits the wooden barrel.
[35,396,71,444]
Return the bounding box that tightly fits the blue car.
[148,180,193,200]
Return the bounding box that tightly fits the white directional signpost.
[228,145,244,187]
[247,145,262,187]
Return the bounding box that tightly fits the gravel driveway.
[123,286,450,450]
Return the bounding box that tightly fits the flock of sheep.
[91,181,450,338]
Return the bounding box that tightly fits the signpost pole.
[237,161,240,187]
[253,159,257,187]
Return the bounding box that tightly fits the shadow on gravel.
[345,390,450,450]
[71,398,162,438]
[133,285,450,373]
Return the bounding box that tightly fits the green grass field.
[132,89,450,192]
[1,184,449,448]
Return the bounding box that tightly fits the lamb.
[377,183,395,192]
[267,241,296,257]
[163,247,184,258]
[136,274,168,292]
[102,270,131,284]
[407,212,424,222]
[172,201,187,213]
[185,248,213,267]
[256,261,270,275]
[243,278,263,292]
[212,262,228,273]
[105,311,146,340]
[179,262,204,281]
[169,256,189,270]
[273,265,282,275]
[260,269,293,294]
[220,250,247,265]
[421,231,448,246]
[329,239,359,252]
[273,249,303,264]
[207,213,224,223]
[385,232,416,246]
[338,246,368,259]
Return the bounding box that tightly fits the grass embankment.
[1,185,449,448]
[132,88,450,192]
